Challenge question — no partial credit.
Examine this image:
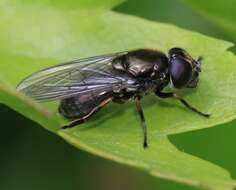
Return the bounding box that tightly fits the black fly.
[17,48,210,148]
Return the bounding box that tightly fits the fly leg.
[156,91,210,118]
[61,97,113,129]
[197,56,203,63]
[135,96,148,148]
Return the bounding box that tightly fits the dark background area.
[1,0,236,190]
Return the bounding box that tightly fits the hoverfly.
[17,48,210,148]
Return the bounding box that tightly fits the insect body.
[17,48,210,148]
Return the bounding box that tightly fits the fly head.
[168,47,202,89]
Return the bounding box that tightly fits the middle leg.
[135,95,148,148]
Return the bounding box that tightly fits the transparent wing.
[17,52,137,101]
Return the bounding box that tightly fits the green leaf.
[1,1,236,189]
[0,0,124,10]
[180,0,236,42]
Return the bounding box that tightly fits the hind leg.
[61,97,112,129]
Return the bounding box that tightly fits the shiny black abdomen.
[59,92,111,119]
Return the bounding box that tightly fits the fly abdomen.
[59,97,88,119]
[59,92,113,119]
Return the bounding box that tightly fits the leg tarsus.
[61,119,85,129]
[156,91,210,118]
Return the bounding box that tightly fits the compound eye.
[170,56,192,88]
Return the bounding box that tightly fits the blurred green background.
[1,0,236,190]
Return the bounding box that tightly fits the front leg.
[155,91,210,118]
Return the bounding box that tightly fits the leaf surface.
[181,0,236,42]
